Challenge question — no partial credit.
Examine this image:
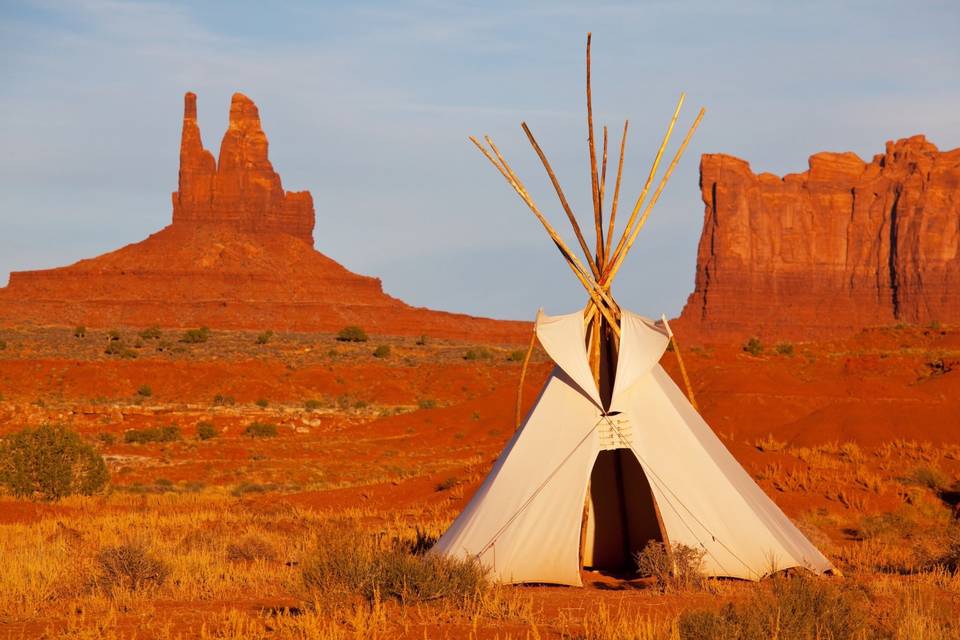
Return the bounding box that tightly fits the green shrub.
[0,425,109,501]
[743,336,763,356]
[195,422,217,441]
[74,326,87,338]
[373,344,391,358]
[123,425,181,444]
[302,531,488,604]
[244,422,278,438]
[255,330,273,345]
[96,542,170,592]
[180,327,210,344]
[775,341,795,356]
[634,541,707,592]
[336,325,368,342]
[463,347,493,361]
[136,385,152,398]
[138,326,162,340]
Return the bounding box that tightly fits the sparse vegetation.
[74,326,86,338]
[136,384,152,398]
[301,530,489,604]
[96,542,170,592]
[138,326,162,340]
[123,425,181,444]
[415,334,428,346]
[0,339,6,351]
[336,325,368,342]
[256,330,273,345]
[418,398,437,410]
[634,541,707,593]
[775,341,795,356]
[743,336,763,356]
[213,393,236,406]
[304,398,322,412]
[464,347,493,361]
[180,327,210,344]
[195,422,217,440]
[507,349,526,362]
[255,398,269,408]
[0,425,109,500]
[373,344,391,358]
[244,422,278,438]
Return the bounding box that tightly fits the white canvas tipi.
[433,309,833,585]
[432,35,833,586]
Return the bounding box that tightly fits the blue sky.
[1,1,958,320]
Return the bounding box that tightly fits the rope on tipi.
[515,325,539,431]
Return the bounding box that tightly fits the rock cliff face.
[0,93,527,343]
[172,92,315,244]
[679,136,960,337]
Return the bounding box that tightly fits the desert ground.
[1,323,959,639]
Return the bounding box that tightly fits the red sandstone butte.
[0,92,528,343]
[678,135,960,338]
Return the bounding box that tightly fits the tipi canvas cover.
[433,309,833,586]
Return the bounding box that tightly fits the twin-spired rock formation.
[679,136,960,337]
[0,93,527,342]
[173,93,315,243]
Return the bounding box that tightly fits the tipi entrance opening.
[581,449,665,573]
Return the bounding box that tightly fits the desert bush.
[123,425,181,444]
[415,334,428,346]
[743,336,763,356]
[244,422,278,438]
[74,326,87,338]
[196,422,217,440]
[136,385,152,398]
[373,344,391,358]
[753,433,787,452]
[336,325,368,342]
[775,341,795,356]
[464,347,493,361]
[256,330,273,345]
[304,399,322,412]
[97,432,116,446]
[908,465,949,491]
[634,541,707,592]
[302,531,488,604]
[104,341,137,359]
[108,329,122,341]
[436,477,459,492]
[255,398,269,408]
[0,425,109,501]
[0,339,6,350]
[507,349,526,362]
[418,398,437,410]
[96,542,170,592]
[213,393,236,406]
[226,535,277,563]
[677,573,868,640]
[180,327,210,344]
[138,326,162,340]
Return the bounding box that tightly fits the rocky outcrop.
[679,136,960,337]
[172,92,315,244]
[0,92,528,343]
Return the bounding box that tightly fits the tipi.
[432,35,834,586]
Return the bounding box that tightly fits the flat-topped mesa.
[171,92,315,245]
[679,135,960,337]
